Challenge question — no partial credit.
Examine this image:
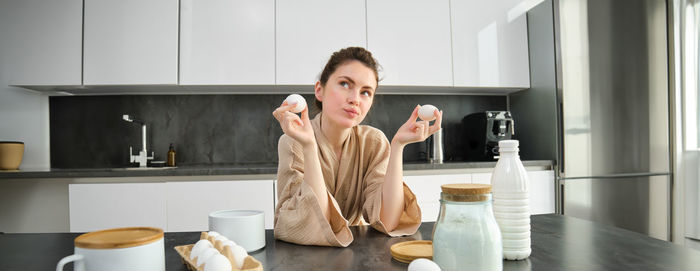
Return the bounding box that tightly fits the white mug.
[209,210,265,252]
[56,227,165,271]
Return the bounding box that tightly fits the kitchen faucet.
[122,114,154,167]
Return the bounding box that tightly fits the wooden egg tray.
[174,232,263,271]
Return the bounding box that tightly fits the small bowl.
[0,141,24,170]
[209,210,265,252]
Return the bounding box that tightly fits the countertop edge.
[0,160,554,179]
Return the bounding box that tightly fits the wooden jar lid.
[440,184,491,202]
[441,183,491,194]
[75,227,163,249]
[390,240,432,263]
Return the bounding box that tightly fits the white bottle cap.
[498,140,519,151]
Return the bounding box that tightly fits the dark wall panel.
[50,94,506,168]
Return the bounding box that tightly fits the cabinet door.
[276,0,366,85]
[404,174,471,222]
[527,170,555,214]
[472,172,493,185]
[166,180,275,231]
[83,0,178,85]
[451,0,530,88]
[7,0,82,85]
[69,183,167,232]
[180,0,274,85]
[366,0,452,86]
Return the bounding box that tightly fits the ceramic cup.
[209,210,265,252]
[56,227,165,271]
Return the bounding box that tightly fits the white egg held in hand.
[418,104,438,121]
[190,239,214,261]
[285,94,307,113]
[203,253,232,271]
[231,244,249,269]
[408,258,441,271]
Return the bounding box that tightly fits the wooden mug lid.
[75,227,163,249]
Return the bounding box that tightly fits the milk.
[491,140,531,260]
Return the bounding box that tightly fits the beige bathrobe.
[274,113,421,247]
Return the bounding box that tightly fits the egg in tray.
[174,231,263,271]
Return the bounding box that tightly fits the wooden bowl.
[0,141,24,170]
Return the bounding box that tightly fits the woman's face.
[315,60,377,129]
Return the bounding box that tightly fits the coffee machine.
[461,111,515,161]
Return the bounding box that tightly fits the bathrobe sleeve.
[273,135,353,247]
[361,130,422,236]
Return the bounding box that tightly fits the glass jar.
[432,184,502,271]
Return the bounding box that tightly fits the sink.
[111,167,177,171]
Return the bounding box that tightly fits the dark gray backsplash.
[49,94,506,168]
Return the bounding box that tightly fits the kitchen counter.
[0,160,553,179]
[2,214,698,271]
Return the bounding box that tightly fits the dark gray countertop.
[2,214,698,270]
[0,160,553,179]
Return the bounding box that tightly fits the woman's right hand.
[272,101,316,147]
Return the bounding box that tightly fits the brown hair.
[315,47,380,111]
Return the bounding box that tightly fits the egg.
[408,258,441,271]
[285,94,307,113]
[221,240,237,249]
[190,239,214,261]
[207,231,221,238]
[213,234,229,244]
[196,248,220,267]
[203,253,232,271]
[231,244,249,269]
[418,105,438,121]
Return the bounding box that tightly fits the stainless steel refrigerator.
[554,0,671,241]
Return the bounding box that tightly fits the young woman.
[272,47,442,247]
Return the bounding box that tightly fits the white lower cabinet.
[527,170,556,214]
[69,183,167,232]
[67,171,551,232]
[404,174,471,222]
[166,180,275,231]
[69,180,274,232]
[404,170,555,222]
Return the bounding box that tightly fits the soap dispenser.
[167,143,176,167]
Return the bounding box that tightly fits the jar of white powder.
[432,184,503,271]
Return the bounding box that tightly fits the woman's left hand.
[392,105,443,147]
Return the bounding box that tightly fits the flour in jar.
[433,215,502,271]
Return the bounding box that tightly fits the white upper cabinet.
[276,0,367,85]
[366,0,453,86]
[451,0,530,88]
[83,0,179,85]
[180,0,274,85]
[7,0,82,85]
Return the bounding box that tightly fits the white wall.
[0,0,51,169]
